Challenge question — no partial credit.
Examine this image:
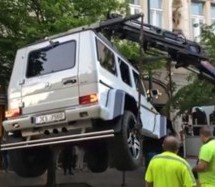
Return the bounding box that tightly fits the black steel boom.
[96,14,215,83]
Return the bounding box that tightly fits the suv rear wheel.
[9,147,50,177]
[110,110,142,170]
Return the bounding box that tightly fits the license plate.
[35,112,66,124]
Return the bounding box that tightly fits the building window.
[211,4,215,24]
[129,0,141,15]
[191,2,205,41]
[129,0,140,5]
[130,5,141,15]
[150,0,163,27]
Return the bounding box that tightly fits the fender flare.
[105,89,138,120]
[105,89,125,119]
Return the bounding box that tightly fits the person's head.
[162,136,180,153]
[199,126,213,143]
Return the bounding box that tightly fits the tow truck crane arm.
[96,14,215,83]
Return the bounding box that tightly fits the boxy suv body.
[2,28,166,177]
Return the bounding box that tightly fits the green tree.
[115,40,166,72]
[169,78,215,114]
[0,0,127,86]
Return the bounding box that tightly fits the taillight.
[79,94,98,105]
[5,108,21,118]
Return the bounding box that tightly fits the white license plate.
[35,112,66,124]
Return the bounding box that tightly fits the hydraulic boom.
[94,14,215,83]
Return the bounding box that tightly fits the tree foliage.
[0,0,126,86]
[168,78,215,114]
[115,39,167,73]
[200,24,215,64]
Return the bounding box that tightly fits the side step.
[0,130,114,151]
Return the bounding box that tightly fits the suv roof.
[24,27,140,74]
[25,21,103,48]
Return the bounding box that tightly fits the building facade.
[129,0,215,120]
[129,0,215,40]
[129,0,215,89]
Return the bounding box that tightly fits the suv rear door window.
[96,39,117,76]
[27,41,76,78]
[118,58,132,86]
[133,71,146,96]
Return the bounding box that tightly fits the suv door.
[21,34,79,115]
[132,71,160,136]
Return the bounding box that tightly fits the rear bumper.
[3,104,108,132]
[0,129,114,151]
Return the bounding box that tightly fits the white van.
[2,27,166,177]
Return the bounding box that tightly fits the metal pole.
[148,68,152,98]
[121,171,126,187]
[46,149,57,187]
[168,59,173,98]
[147,0,150,23]
[147,0,153,98]
[138,14,144,120]
[167,59,172,118]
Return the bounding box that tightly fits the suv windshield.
[26,41,76,78]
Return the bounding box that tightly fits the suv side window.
[27,41,76,78]
[96,39,117,75]
[118,58,132,86]
[133,71,146,96]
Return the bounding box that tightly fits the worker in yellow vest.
[145,136,196,187]
[193,126,215,187]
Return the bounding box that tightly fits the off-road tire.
[85,142,108,173]
[110,110,142,171]
[9,147,50,178]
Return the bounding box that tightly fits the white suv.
[2,25,166,177]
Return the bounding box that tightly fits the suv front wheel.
[110,110,142,170]
[85,141,108,173]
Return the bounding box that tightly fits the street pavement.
[0,158,197,187]
[0,167,145,187]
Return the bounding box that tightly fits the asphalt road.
[0,167,145,187]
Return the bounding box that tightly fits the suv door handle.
[45,82,51,88]
[63,79,77,85]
